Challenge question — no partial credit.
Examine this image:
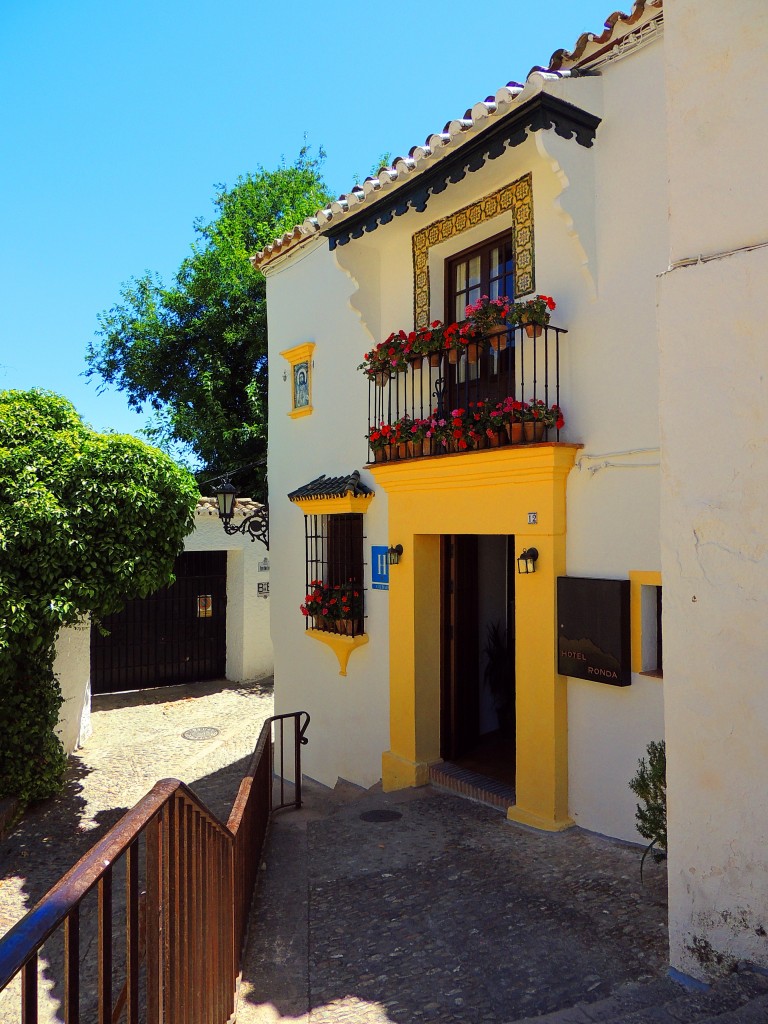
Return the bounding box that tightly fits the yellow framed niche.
[281,342,315,418]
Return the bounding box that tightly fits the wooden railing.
[0,711,309,1023]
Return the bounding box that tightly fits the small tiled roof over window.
[288,472,373,503]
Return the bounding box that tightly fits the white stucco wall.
[659,0,768,977]
[53,505,272,754]
[265,30,667,830]
[185,507,273,682]
[267,243,390,789]
[54,620,92,753]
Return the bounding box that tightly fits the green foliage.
[629,739,667,877]
[86,147,332,499]
[0,389,199,802]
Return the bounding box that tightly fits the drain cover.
[360,809,402,822]
[182,726,220,741]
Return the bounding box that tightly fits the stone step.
[506,969,768,1024]
[506,977,682,1024]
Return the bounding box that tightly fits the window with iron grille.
[301,513,366,636]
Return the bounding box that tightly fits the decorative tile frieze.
[412,173,534,328]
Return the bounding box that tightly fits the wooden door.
[440,535,479,759]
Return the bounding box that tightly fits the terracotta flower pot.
[487,325,508,351]
[373,370,390,388]
[422,437,433,456]
[428,352,441,367]
[410,355,423,372]
[408,439,423,458]
[523,323,542,339]
[523,421,545,442]
[447,348,459,364]
[465,341,481,364]
[506,422,524,444]
[372,447,388,463]
[396,441,408,460]
[486,429,505,448]
[336,619,355,636]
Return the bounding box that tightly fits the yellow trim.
[290,494,374,515]
[280,342,315,415]
[372,443,580,830]
[629,570,662,674]
[411,173,534,328]
[305,629,369,676]
[280,341,315,362]
[507,806,574,832]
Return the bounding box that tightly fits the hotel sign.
[557,577,631,687]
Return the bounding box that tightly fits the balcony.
[365,324,567,463]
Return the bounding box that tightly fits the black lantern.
[388,544,403,565]
[517,547,539,574]
[212,475,269,549]
[215,478,238,526]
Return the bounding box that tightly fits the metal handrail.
[0,710,309,1023]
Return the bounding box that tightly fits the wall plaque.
[371,546,390,591]
[557,577,631,686]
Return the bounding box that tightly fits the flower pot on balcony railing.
[507,422,524,444]
[523,421,545,442]
[487,325,510,351]
[465,296,513,345]
[521,399,564,442]
[514,294,556,338]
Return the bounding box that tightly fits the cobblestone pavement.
[0,676,274,1022]
[237,780,668,1024]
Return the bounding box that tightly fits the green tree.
[0,389,199,801]
[86,148,332,499]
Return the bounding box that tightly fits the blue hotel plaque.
[371,546,390,591]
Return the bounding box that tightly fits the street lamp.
[212,475,269,549]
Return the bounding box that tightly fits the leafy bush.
[0,389,199,802]
[629,739,667,878]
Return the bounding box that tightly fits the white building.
[258,0,768,982]
[55,498,273,752]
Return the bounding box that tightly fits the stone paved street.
[0,679,670,1023]
[237,779,669,1024]
[0,677,274,1022]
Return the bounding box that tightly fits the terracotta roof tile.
[252,0,663,271]
[287,471,373,503]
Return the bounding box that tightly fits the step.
[506,977,682,1023]
[428,762,515,811]
[506,969,768,1024]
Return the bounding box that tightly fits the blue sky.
[0,0,613,439]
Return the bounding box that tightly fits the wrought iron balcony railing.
[365,324,567,463]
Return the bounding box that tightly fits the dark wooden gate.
[91,551,227,694]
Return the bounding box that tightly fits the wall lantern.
[215,478,238,526]
[388,544,403,565]
[517,547,539,574]
[212,475,269,549]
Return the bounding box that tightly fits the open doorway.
[440,535,515,789]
